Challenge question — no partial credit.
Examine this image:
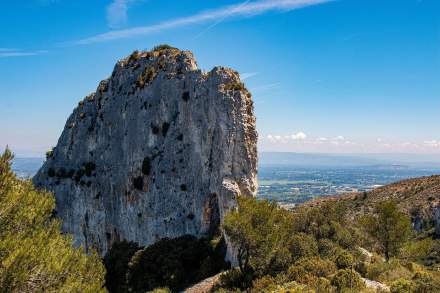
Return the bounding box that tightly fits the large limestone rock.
[33,46,257,254]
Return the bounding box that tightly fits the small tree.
[223,197,292,278]
[362,200,412,261]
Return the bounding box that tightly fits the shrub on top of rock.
[152,44,178,52]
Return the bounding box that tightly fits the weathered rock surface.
[33,46,257,254]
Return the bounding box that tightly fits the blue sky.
[1,0,439,156]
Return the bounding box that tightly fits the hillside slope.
[307,175,440,237]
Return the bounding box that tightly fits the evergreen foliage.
[361,200,412,261]
[104,240,140,293]
[0,149,106,293]
[104,235,228,293]
[217,196,440,293]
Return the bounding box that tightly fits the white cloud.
[291,132,307,140]
[424,140,438,145]
[106,0,137,29]
[423,140,440,148]
[241,72,258,80]
[260,134,440,153]
[0,49,48,58]
[73,0,333,45]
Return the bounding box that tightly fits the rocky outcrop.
[33,46,257,255]
[361,278,390,292]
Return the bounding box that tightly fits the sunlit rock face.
[33,47,257,255]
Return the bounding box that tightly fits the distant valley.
[14,153,440,207]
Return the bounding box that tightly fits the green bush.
[218,268,254,291]
[104,240,140,293]
[288,233,319,261]
[137,67,157,88]
[152,44,177,52]
[335,251,354,269]
[45,148,54,160]
[365,258,412,284]
[126,235,226,293]
[224,81,246,91]
[362,200,412,261]
[390,278,415,293]
[318,238,342,259]
[0,149,106,292]
[412,271,440,293]
[251,275,278,293]
[128,50,141,63]
[287,257,336,281]
[331,269,365,292]
[223,197,293,277]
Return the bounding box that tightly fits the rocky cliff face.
[33,46,258,254]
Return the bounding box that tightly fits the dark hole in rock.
[84,162,96,176]
[74,169,85,183]
[187,213,195,220]
[86,181,92,187]
[180,184,187,191]
[56,167,67,178]
[177,134,183,141]
[95,192,102,199]
[68,169,75,178]
[205,193,221,237]
[142,157,151,175]
[106,232,111,240]
[151,124,160,134]
[162,122,170,137]
[182,91,190,102]
[48,167,55,177]
[133,176,144,191]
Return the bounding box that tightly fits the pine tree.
[0,149,106,292]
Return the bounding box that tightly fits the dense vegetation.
[213,197,440,293]
[104,235,228,293]
[3,146,440,293]
[0,149,106,292]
